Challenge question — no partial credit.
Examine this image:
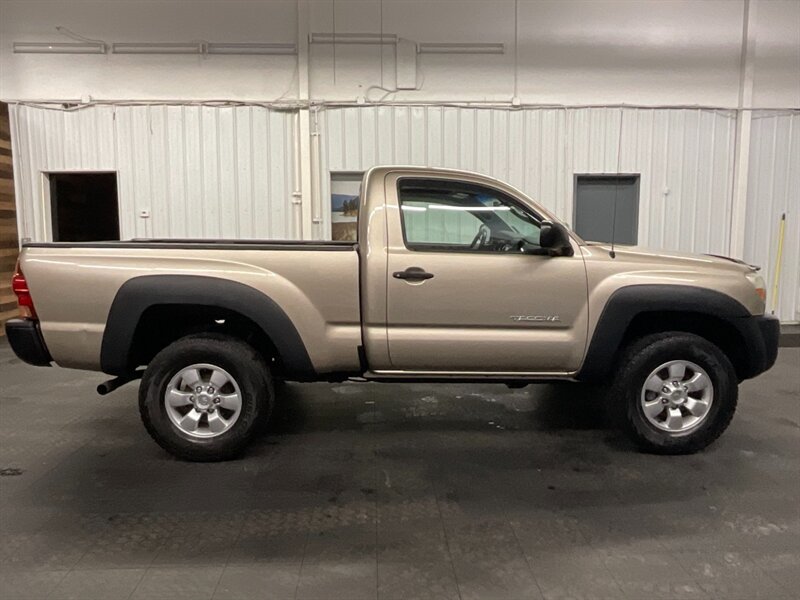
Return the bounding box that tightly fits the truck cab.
[359,167,587,376]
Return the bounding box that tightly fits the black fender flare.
[575,284,751,382]
[100,275,315,379]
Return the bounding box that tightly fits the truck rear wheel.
[610,332,737,454]
[139,334,273,461]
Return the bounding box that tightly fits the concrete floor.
[1,341,798,600]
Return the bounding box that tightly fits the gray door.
[573,175,639,245]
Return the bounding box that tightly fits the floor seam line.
[504,508,546,600]
[433,489,463,600]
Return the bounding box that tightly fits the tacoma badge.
[510,315,561,322]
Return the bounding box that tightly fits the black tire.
[139,333,273,461]
[609,332,737,455]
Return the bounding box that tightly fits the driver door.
[383,174,589,374]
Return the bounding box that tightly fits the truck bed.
[18,240,362,373]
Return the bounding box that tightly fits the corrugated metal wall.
[10,104,297,241]
[9,103,798,321]
[745,111,800,322]
[320,106,738,256]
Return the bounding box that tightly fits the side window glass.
[398,179,542,253]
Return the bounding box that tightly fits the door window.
[398,179,542,253]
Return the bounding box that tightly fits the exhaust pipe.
[97,371,142,395]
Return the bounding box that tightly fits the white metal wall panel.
[319,106,737,256]
[10,104,296,241]
[9,103,798,321]
[744,111,800,322]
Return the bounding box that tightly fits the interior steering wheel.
[470,224,492,249]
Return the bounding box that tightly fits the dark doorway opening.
[573,174,640,245]
[49,172,120,242]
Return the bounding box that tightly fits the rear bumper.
[4,319,52,367]
[736,314,780,380]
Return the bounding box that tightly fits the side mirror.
[537,221,574,257]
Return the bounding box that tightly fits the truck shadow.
[267,381,613,436]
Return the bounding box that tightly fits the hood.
[584,242,759,273]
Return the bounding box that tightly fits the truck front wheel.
[139,334,273,461]
[610,332,737,454]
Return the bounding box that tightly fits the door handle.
[393,267,434,281]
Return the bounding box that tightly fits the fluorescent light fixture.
[112,42,202,55]
[418,42,505,55]
[310,33,397,45]
[13,41,106,54]
[206,42,296,55]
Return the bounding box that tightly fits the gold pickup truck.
[6,166,779,461]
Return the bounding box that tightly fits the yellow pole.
[771,213,786,314]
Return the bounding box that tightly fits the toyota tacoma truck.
[5,166,779,461]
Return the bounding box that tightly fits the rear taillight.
[11,262,37,319]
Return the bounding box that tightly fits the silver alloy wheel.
[640,360,714,435]
[164,363,242,438]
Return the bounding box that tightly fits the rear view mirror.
[537,221,574,257]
